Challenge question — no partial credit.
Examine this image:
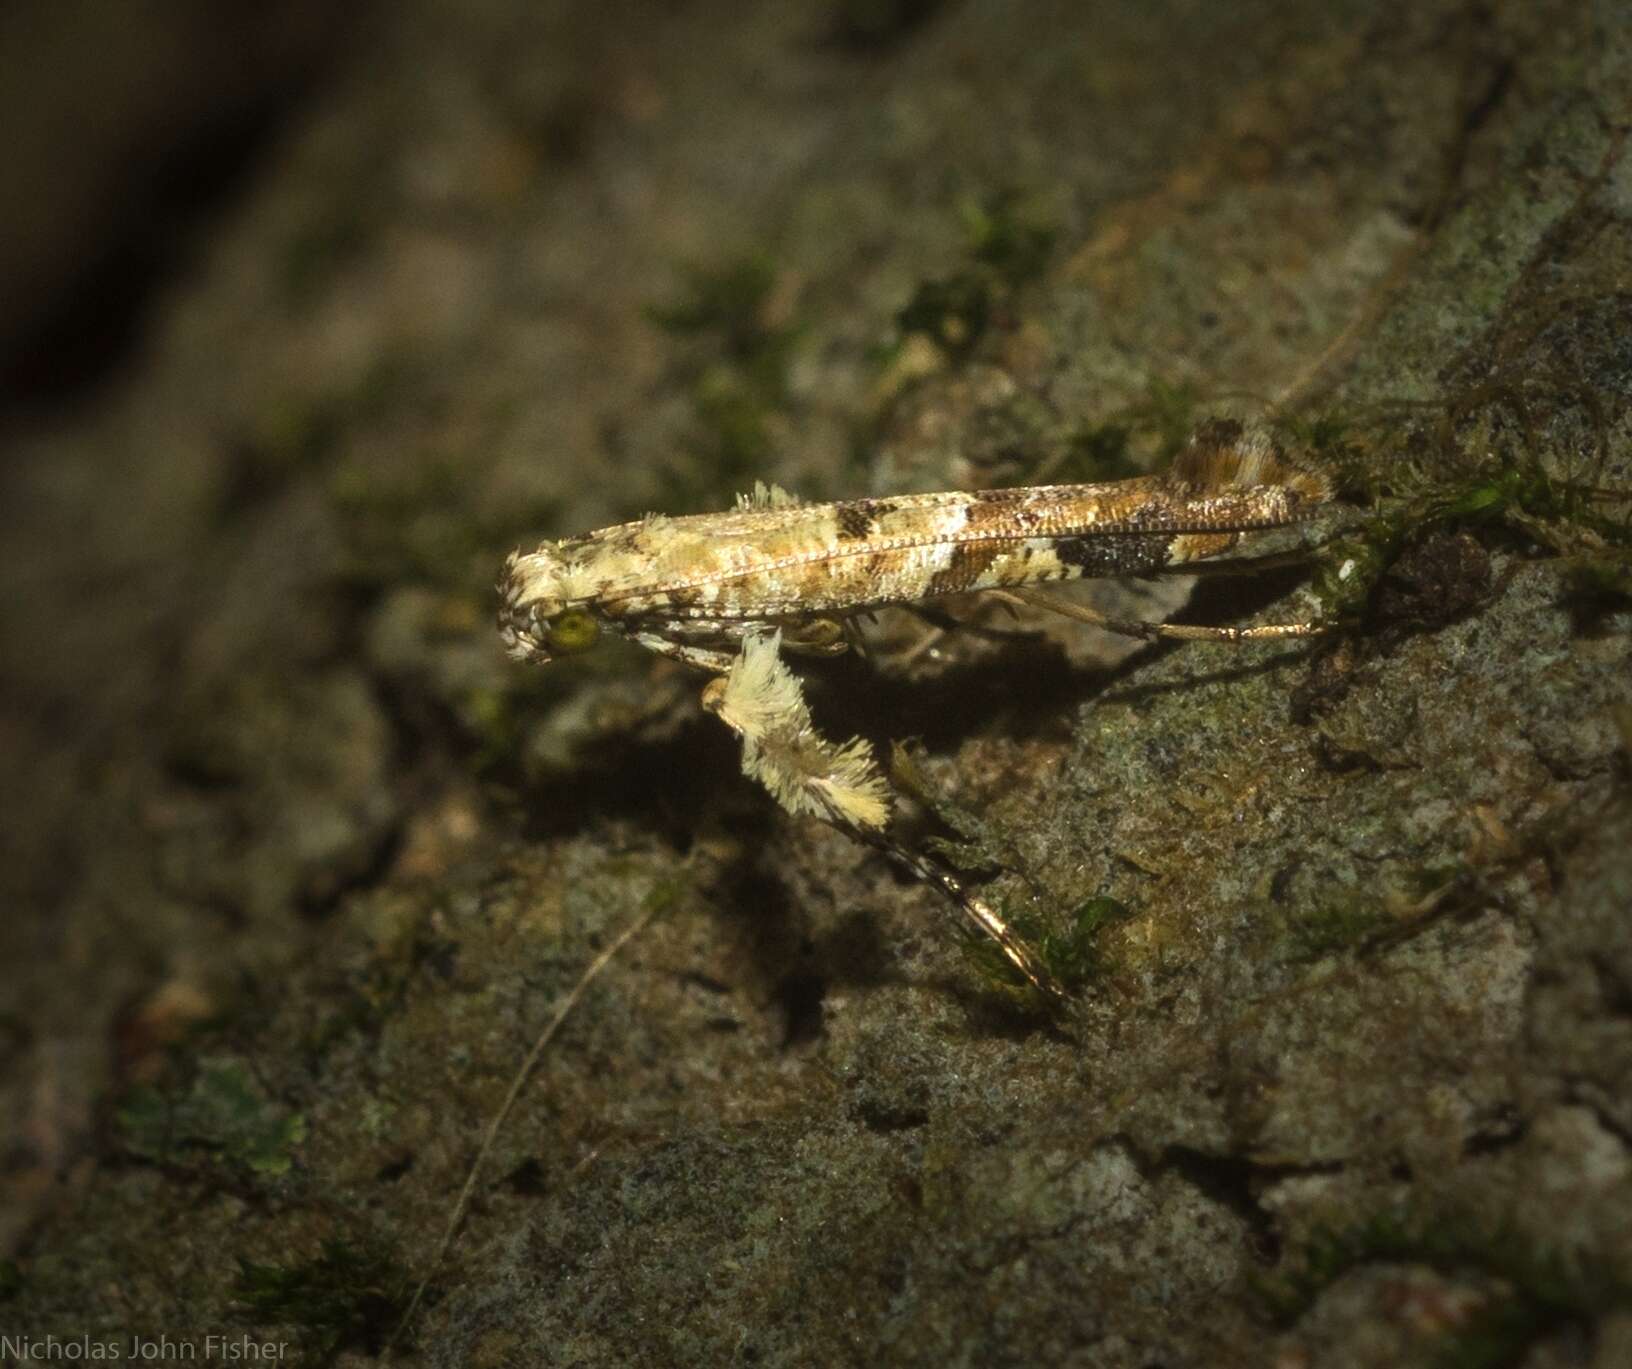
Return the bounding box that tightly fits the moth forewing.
[498,419,1328,659]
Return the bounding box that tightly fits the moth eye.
[545,609,600,655]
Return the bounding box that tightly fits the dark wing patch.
[836,502,880,540]
[926,541,1003,597]
[1053,531,1177,577]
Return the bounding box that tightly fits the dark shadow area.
[512,714,751,852]
[0,2,373,421]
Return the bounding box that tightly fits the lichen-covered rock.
[2,0,1629,1365]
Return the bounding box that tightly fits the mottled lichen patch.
[117,1060,307,1178]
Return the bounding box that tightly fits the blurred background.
[0,3,364,412]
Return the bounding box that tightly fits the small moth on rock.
[499,419,1331,996]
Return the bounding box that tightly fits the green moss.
[1304,407,1631,627]
[649,252,777,349]
[1563,554,1632,607]
[891,742,1124,1004]
[300,900,460,1064]
[0,1259,21,1303]
[330,454,562,595]
[1258,1207,1632,1368]
[1272,370,1628,633]
[649,251,798,404]
[1309,523,1396,620]
[1134,377,1206,460]
[116,1059,306,1177]
[1051,422,1140,483]
[956,894,1133,1002]
[461,681,530,773]
[963,188,1057,290]
[995,378,1204,486]
[277,188,383,307]
[647,251,804,510]
[1281,894,1395,961]
[1441,462,1632,605]
[233,1236,413,1364]
[896,270,994,359]
[687,365,776,474]
[1070,376,1201,465]
[246,356,427,494]
[1278,408,1362,455]
[1256,1210,1409,1326]
[895,190,1057,363]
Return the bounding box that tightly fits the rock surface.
[2,1,1629,1364]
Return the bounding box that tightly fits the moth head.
[497,546,603,664]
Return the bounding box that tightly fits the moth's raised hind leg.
[700,631,1064,1001]
[886,601,1046,670]
[700,631,893,833]
[856,831,1065,1001]
[992,586,1325,644]
[890,609,949,669]
[903,601,1043,640]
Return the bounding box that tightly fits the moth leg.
[891,610,949,668]
[992,586,1326,644]
[630,632,739,674]
[884,602,1042,670]
[701,633,1065,1001]
[700,632,893,833]
[840,615,871,659]
[905,601,1043,642]
[863,834,1065,1002]
[779,615,850,657]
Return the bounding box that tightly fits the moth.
[498,419,1332,995]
